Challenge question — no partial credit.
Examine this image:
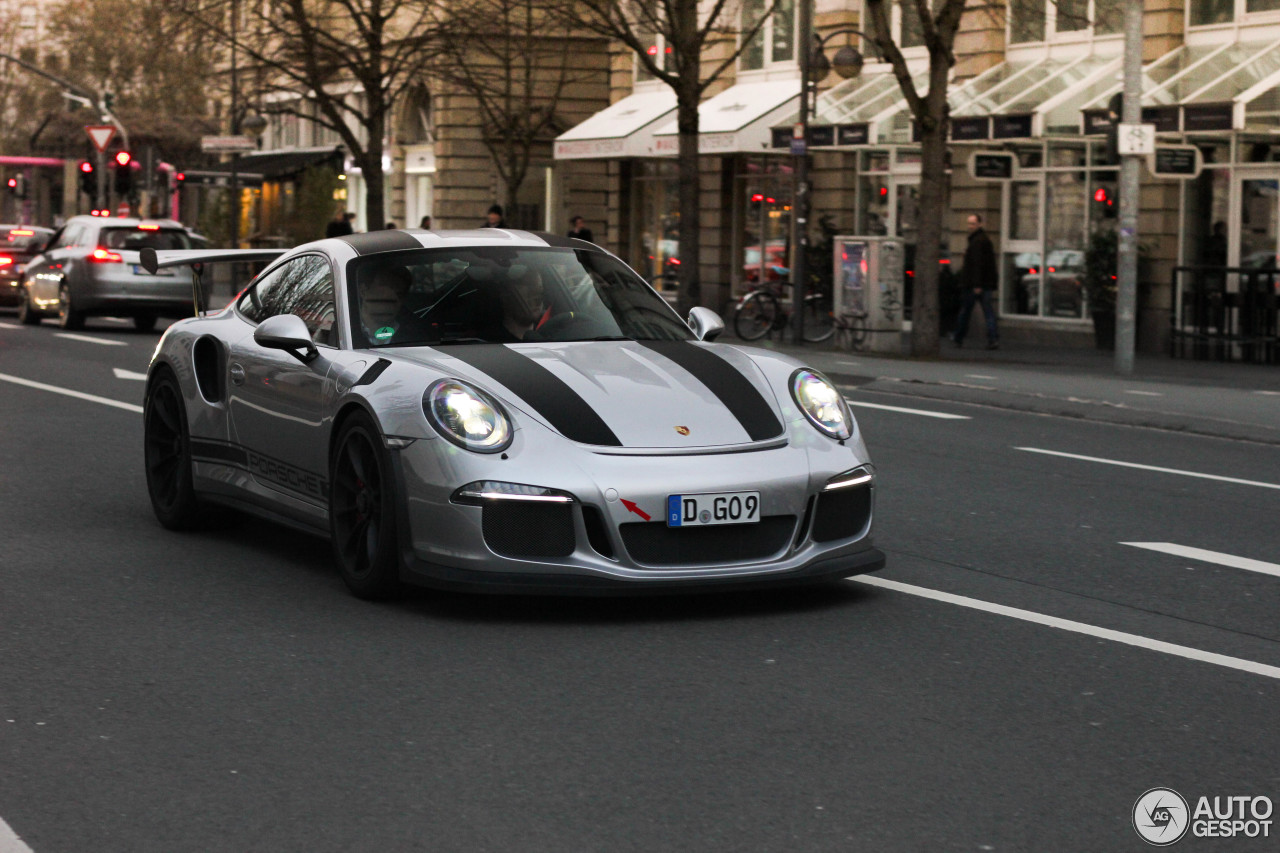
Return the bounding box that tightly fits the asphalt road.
[1,316,1277,852]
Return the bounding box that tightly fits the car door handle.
[229,363,245,386]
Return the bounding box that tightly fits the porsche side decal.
[437,344,623,446]
[190,438,328,501]
[636,341,783,441]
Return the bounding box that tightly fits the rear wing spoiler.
[139,247,289,319]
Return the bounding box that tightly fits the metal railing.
[1171,265,1280,364]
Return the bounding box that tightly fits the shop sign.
[1143,107,1180,133]
[771,127,792,149]
[969,151,1016,181]
[200,135,259,153]
[951,117,990,141]
[1183,103,1233,132]
[808,125,835,147]
[1148,145,1203,180]
[837,123,869,145]
[992,114,1033,139]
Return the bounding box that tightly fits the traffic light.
[1103,92,1123,165]
[113,151,133,195]
[79,161,95,198]
[5,174,25,198]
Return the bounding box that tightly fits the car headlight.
[790,368,852,440]
[423,379,513,452]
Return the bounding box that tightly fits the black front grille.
[811,485,871,543]
[620,515,796,566]
[482,502,575,558]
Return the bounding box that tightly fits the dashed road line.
[852,575,1280,681]
[966,374,996,380]
[1014,447,1280,490]
[1124,390,1163,397]
[1122,542,1280,580]
[0,814,34,853]
[0,372,143,414]
[844,399,972,420]
[53,332,127,346]
[1255,390,1280,396]
[113,367,148,381]
[0,322,20,330]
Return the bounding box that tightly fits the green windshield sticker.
[374,326,395,341]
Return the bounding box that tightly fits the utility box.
[833,236,906,353]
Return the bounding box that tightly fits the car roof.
[332,228,605,257]
[1,224,55,234]
[66,215,187,229]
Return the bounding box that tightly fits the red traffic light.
[114,151,132,167]
[80,161,94,173]
[5,178,15,189]
[175,172,185,181]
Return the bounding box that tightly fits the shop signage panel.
[837,123,869,145]
[951,117,990,141]
[771,127,792,149]
[1142,107,1180,133]
[1147,145,1202,179]
[992,114,1033,139]
[1183,103,1233,132]
[808,125,835,147]
[969,151,1016,181]
[1082,109,1110,135]
[200,135,259,153]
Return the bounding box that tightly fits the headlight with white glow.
[423,379,513,452]
[789,368,853,440]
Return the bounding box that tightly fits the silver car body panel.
[148,230,882,591]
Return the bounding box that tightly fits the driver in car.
[358,265,421,344]
[488,267,548,342]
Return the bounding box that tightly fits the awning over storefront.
[651,79,799,155]
[1078,37,1280,133]
[768,68,923,148]
[948,53,1120,140]
[554,89,677,160]
[182,146,344,186]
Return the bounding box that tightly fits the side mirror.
[687,306,724,342]
[254,313,318,363]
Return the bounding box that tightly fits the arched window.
[400,86,434,145]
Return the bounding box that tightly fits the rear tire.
[734,291,779,341]
[144,369,200,530]
[329,414,403,600]
[57,283,84,331]
[17,289,40,325]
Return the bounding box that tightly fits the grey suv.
[19,216,201,330]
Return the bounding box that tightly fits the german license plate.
[134,264,173,276]
[667,491,760,527]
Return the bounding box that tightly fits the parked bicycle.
[733,279,835,343]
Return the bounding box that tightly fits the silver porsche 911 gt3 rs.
[142,228,883,598]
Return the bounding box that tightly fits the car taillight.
[0,255,12,266]
[90,248,124,263]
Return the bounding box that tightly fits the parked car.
[19,215,203,330]
[743,241,790,282]
[141,229,884,598]
[0,225,55,310]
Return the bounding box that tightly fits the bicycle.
[733,279,835,343]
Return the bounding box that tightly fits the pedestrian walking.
[482,204,505,228]
[419,215,432,230]
[325,210,354,238]
[953,213,1000,350]
[384,221,397,230]
[567,215,594,244]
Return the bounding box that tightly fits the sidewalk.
[726,330,1280,445]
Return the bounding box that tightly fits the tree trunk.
[362,113,385,229]
[675,88,700,316]
[910,57,948,358]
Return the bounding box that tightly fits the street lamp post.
[790,19,867,344]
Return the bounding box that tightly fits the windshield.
[347,246,692,348]
[1,228,52,251]
[101,227,194,251]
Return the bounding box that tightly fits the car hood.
[389,340,787,449]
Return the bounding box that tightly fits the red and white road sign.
[86,125,116,152]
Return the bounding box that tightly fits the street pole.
[229,0,240,249]
[1115,0,1143,375]
[790,0,812,344]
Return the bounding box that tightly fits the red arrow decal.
[620,499,651,521]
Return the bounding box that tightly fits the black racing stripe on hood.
[637,340,783,441]
[440,345,623,446]
[339,230,423,255]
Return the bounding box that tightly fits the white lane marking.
[53,332,127,347]
[0,815,34,853]
[1122,542,1280,580]
[966,374,996,380]
[832,360,861,367]
[844,399,971,420]
[113,367,148,381]
[1015,447,1280,491]
[1124,390,1163,397]
[0,322,20,330]
[0,372,143,413]
[852,576,1280,681]
[1255,390,1280,396]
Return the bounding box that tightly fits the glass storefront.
[734,156,793,296]
[630,160,681,293]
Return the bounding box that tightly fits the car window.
[101,227,193,251]
[346,246,691,349]
[238,255,336,345]
[53,225,82,249]
[0,228,52,252]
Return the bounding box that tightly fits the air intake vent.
[811,485,871,543]
[482,502,575,558]
[620,516,796,566]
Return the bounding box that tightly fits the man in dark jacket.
[954,213,1000,349]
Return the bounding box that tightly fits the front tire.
[329,414,402,600]
[144,369,200,530]
[17,289,40,325]
[57,283,85,330]
[734,291,779,341]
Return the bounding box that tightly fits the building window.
[1010,0,1046,43]
[1009,0,1120,43]
[1247,0,1280,12]
[740,0,797,71]
[1190,0,1234,25]
[637,32,669,82]
[899,0,925,49]
[630,160,680,291]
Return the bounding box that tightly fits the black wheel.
[134,313,157,332]
[57,283,84,330]
[144,370,200,530]
[802,294,835,343]
[17,289,40,325]
[734,291,779,341]
[329,414,402,600]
